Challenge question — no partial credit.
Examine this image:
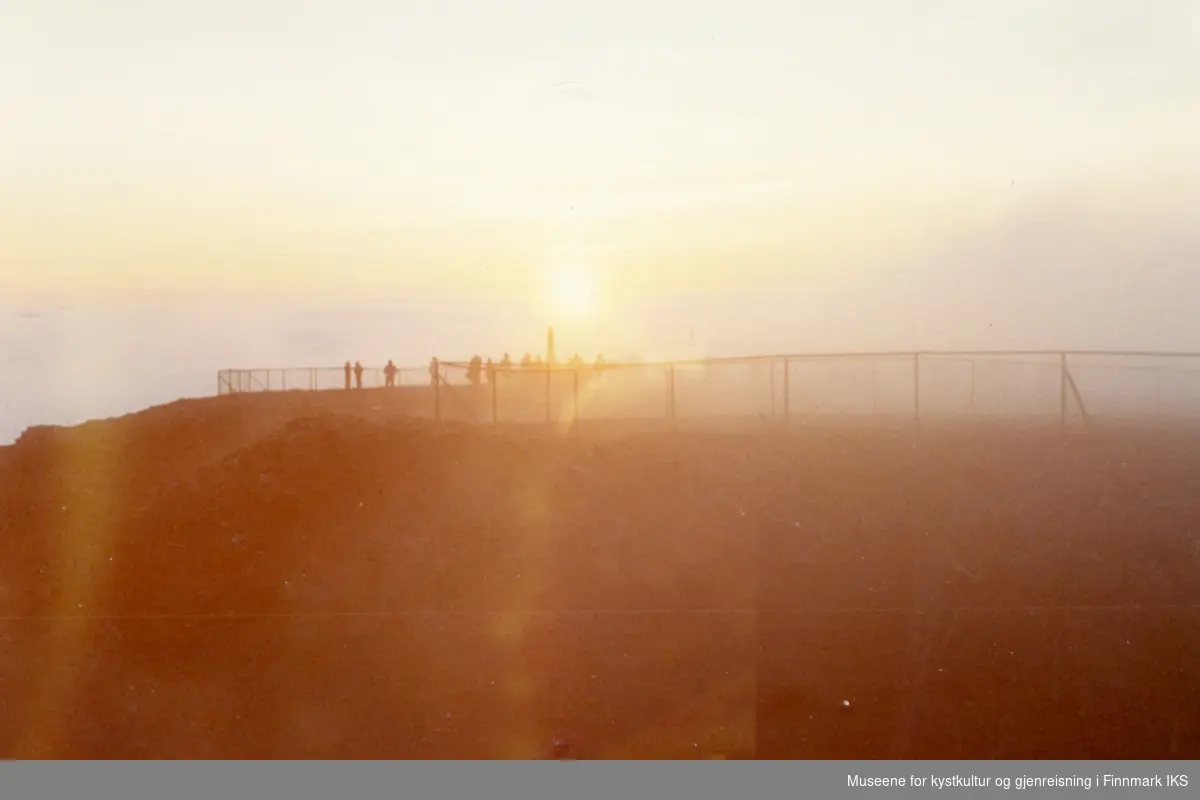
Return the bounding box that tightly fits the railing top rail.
[433,350,1200,371]
[219,349,1200,376]
[219,365,420,373]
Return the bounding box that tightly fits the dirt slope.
[2,400,1199,758]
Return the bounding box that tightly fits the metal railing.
[217,365,436,393]
[217,351,1200,428]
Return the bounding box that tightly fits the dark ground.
[1,391,1198,758]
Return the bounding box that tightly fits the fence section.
[217,351,1200,429]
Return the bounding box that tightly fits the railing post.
[669,363,676,421]
[1059,353,1067,434]
[433,358,441,422]
[871,358,878,413]
[970,359,976,416]
[783,357,790,419]
[913,353,921,429]
[769,359,776,416]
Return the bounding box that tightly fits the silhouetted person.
[467,355,483,386]
[521,353,533,368]
[353,361,364,389]
[485,357,495,384]
[384,359,398,387]
[344,361,352,390]
[501,353,512,370]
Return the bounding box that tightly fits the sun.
[549,266,594,316]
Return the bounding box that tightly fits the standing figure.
[353,360,364,389]
[344,361,352,390]
[384,359,398,387]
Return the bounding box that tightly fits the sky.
[2,1,1200,440]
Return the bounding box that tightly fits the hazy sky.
[4,1,1200,441]
[3,0,1198,307]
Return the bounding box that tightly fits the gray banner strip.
[0,761,1194,800]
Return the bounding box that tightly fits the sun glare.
[549,267,594,316]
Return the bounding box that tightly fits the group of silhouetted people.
[462,353,608,387]
[343,359,399,390]
[345,352,609,391]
